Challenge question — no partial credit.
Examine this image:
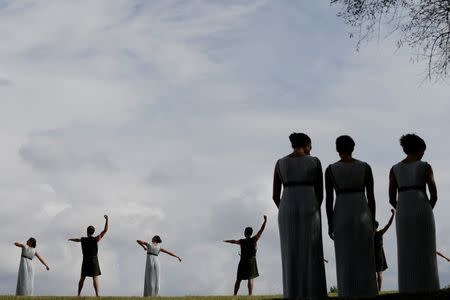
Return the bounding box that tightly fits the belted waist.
[283,181,314,187]
[398,185,426,192]
[336,188,365,195]
[147,253,158,256]
[21,255,32,260]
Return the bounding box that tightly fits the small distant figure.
[68,214,109,297]
[374,209,395,291]
[15,237,50,296]
[137,235,182,297]
[436,251,450,262]
[223,215,267,296]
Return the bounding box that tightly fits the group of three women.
[273,132,440,299]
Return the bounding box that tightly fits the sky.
[1,0,450,296]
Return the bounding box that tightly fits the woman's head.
[152,235,162,244]
[289,132,311,152]
[27,237,37,248]
[244,227,253,238]
[336,135,355,155]
[400,134,426,156]
[87,226,95,236]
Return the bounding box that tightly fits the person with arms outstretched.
[15,237,50,296]
[137,235,182,297]
[69,214,109,297]
[224,215,267,296]
[374,209,395,291]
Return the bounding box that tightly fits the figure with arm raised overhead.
[374,209,395,291]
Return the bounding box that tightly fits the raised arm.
[436,251,450,262]
[223,239,240,245]
[254,215,267,242]
[14,242,25,248]
[325,166,335,240]
[136,240,148,251]
[68,238,81,242]
[96,215,109,242]
[379,209,395,235]
[272,161,282,208]
[160,248,182,262]
[389,168,398,208]
[365,164,376,227]
[314,158,324,206]
[425,163,438,209]
[35,252,50,270]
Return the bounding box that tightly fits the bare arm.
[254,215,267,242]
[365,164,376,227]
[315,158,324,206]
[14,242,25,248]
[272,161,282,208]
[68,238,81,242]
[389,168,398,208]
[223,239,240,245]
[325,166,335,240]
[379,209,395,235]
[96,215,109,242]
[436,251,450,262]
[160,248,182,262]
[425,163,438,209]
[136,240,148,251]
[35,252,50,270]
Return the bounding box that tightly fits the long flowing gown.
[144,243,161,297]
[277,155,327,299]
[16,246,36,296]
[393,161,440,293]
[329,160,377,298]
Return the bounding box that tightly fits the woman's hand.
[178,257,182,262]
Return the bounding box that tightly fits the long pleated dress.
[16,246,36,296]
[144,243,161,297]
[392,161,440,293]
[328,160,377,298]
[277,155,327,299]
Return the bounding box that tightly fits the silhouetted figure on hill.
[389,134,440,293]
[224,215,267,296]
[374,209,395,291]
[325,135,377,298]
[273,132,327,299]
[68,214,109,297]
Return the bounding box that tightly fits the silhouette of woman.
[374,209,395,291]
[325,135,377,298]
[273,132,327,299]
[223,215,267,296]
[137,235,182,297]
[15,238,50,296]
[389,134,440,293]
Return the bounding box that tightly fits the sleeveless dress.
[374,231,388,272]
[81,237,101,277]
[237,237,259,280]
[392,161,440,293]
[328,160,377,298]
[277,155,327,299]
[144,243,161,297]
[16,246,36,295]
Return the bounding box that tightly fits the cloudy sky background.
[1,0,450,296]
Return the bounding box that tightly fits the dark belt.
[21,255,32,260]
[398,185,426,192]
[283,181,314,187]
[147,253,158,256]
[336,188,365,195]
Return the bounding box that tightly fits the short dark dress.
[374,231,388,272]
[81,237,101,277]
[237,237,259,280]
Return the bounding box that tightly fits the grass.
[0,289,448,299]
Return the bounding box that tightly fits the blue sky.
[1,0,450,296]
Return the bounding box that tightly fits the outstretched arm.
[254,215,267,242]
[389,168,398,208]
[14,242,25,248]
[365,164,376,228]
[223,239,240,245]
[136,240,148,251]
[96,215,109,242]
[425,163,438,209]
[35,253,50,270]
[160,248,182,262]
[325,167,335,240]
[436,251,450,262]
[68,238,81,242]
[272,161,282,208]
[379,209,395,235]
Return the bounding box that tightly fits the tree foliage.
[331,0,450,80]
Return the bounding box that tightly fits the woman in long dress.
[137,235,182,297]
[272,132,327,299]
[15,237,50,296]
[325,135,377,298]
[389,133,440,293]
